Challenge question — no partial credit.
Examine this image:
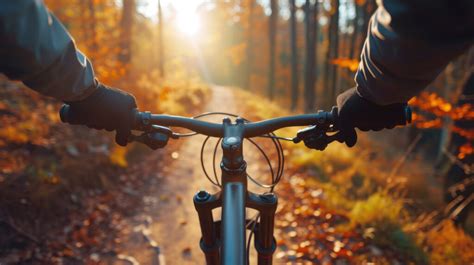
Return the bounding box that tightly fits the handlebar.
[132,110,339,138]
[59,104,412,150]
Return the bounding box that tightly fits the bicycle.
[59,105,411,265]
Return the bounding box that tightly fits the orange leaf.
[331,58,359,72]
[109,146,128,168]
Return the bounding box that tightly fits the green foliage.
[350,192,404,228]
[350,192,428,264]
[390,229,428,264]
[317,182,355,211]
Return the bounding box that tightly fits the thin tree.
[358,0,375,58]
[88,0,97,50]
[81,0,97,52]
[330,0,340,105]
[245,0,255,90]
[268,0,278,100]
[120,0,135,64]
[348,0,360,61]
[289,0,299,110]
[342,0,357,89]
[312,1,319,108]
[323,2,334,108]
[158,0,165,77]
[303,0,317,112]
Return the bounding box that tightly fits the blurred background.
[0,0,473,264]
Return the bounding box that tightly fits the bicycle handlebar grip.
[404,105,412,124]
[61,103,142,130]
[59,104,71,123]
[133,110,151,130]
[336,103,412,133]
[390,104,412,126]
[375,104,412,130]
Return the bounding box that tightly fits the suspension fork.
[194,191,278,265]
[247,192,278,265]
[194,191,222,265]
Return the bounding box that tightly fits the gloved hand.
[64,83,137,146]
[337,87,409,147]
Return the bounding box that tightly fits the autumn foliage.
[1,0,473,264]
[410,92,474,159]
[331,58,359,72]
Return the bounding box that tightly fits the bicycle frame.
[193,117,277,265]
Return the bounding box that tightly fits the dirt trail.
[121,86,257,264]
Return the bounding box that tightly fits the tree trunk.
[330,0,340,105]
[80,1,89,43]
[120,0,135,64]
[245,0,255,90]
[323,2,335,109]
[358,0,375,58]
[158,0,165,77]
[267,0,278,100]
[303,0,316,112]
[313,1,319,108]
[340,0,356,89]
[444,72,474,227]
[88,0,97,50]
[289,0,298,110]
[348,1,360,60]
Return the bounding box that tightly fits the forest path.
[119,85,269,265]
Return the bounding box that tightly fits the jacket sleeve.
[355,0,474,105]
[0,0,97,102]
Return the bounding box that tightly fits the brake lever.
[293,127,345,151]
[292,110,343,151]
[293,125,318,144]
[129,125,179,150]
[150,125,179,139]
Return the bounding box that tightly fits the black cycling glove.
[64,83,137,146]
[337,87,409,147]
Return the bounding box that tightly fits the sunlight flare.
[176,12,201,36]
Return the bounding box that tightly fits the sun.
[176,12,201,36]
[171,0,202,36]
[138,0,203,36]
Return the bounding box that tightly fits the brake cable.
[200,136,221,187]
[195,112,285,192]
[132,111,289,191]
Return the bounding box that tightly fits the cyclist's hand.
[337,87,408,147]
[63,83,137,146]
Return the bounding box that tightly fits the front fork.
[193,190,278,265]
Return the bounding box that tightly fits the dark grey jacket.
[356,0,474,105]
[0,0,96,101]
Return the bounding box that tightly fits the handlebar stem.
[221,118,246,171]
